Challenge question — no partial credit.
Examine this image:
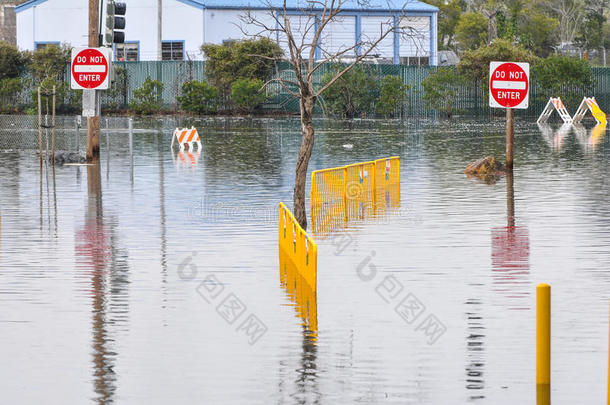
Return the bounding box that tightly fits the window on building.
[116,42,139,61]
[162,41,184,61]
[400,56,429,66]
[35,42,59,51]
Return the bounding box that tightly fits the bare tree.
[548,0,586,47]
[241,0,422,229]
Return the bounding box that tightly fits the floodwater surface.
[0,117,609,404]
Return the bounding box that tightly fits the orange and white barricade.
[537,97,572,124]
[572,97,607,127]
[171,127,201,151]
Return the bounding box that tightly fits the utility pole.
[157,0,162,61]
[87,0,100,162]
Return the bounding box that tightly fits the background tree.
[458,39,538,83]
[455,12,488,51]
[201,38,283,102]
[322,65,378,118]
[533,55,594,107]
[242,0,407,229]
[422,67,464,118]
[376,75,409,118]
[429,0,463,50]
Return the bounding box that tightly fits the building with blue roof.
[16,0,438,64]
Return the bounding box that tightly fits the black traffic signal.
[105,1,126,45]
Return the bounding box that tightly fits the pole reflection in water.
[491,171,531,310]
[76,161,130,404]
[278,248,320,402]
[464,298,485,400]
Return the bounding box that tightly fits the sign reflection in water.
[491,172,530,309]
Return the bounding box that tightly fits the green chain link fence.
[4,60,610,117]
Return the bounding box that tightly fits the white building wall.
[278,14,316,58]
[399,16,430,58]
[360,16,394,59]
[15,1,437,64]
[321,15,356,57]
[16,0,88,51]
[163,1,203,60]
[203,9,274,46]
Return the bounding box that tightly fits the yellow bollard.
[537,283,551,386]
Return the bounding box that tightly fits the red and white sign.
[71,48,111,90]
[489,61,529,109]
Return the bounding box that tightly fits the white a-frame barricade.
[171,127,202,151]
[537,97,573,124]
[572,97,607,127]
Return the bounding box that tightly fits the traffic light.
[105,0,126,45]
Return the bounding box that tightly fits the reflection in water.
[574,123,606,152]
[537,123,570,152]
[77,162,130,404]
[491,172,530,309]
[279,248,320,403]
[172,149,201,171]
[311,182,400,237]
[465,298,485,400]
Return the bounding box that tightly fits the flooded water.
[1,117,609,404]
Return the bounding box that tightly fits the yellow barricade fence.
[310,156,400,233]
[373,156,401,212]
[278,202,317,291]
[279,247,318,336]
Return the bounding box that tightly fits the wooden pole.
[51,85,56,164]
[87,0,100,162]
[37,87,42,169]
[506,108,514,171]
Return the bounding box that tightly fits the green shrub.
[129,77,164,115]
[29,44,71,82]
[0,77,23,113]
[458,39,538,83]
[231,78,266,112]
[0,41,28,80]
[533,55,594,108]
[177,80,219,114]
[202,38,283,98]
[422,67,465,118]
[375,75,409,118]
[105,66,128,111]
[321,66,378,118]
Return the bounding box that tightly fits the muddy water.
[0,117,609,404]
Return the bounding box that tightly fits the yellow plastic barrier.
[310,166,346,232]
[279,247,318,335]
[374,156,401,211]
[310,156,401,234]
[278,202,317,291]
[344,161,376,220]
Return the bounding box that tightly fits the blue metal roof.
[17,0,437,13]
[200,1,437,12]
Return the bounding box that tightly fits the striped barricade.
[171,127,201,151]
[537,97,572,124]
[279,202,317,291]
[573,97,607,126]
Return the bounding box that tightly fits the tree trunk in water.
[293,95,316,230]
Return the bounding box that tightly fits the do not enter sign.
[489,61,530,109]
[71,48,112,90]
